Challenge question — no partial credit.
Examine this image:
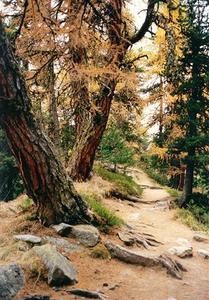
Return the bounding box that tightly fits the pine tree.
[166,0,209,206]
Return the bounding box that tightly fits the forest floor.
[0,168,209,300]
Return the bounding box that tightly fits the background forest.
[0,0,208,227]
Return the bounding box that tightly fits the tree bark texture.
[0,20,92,225]
[68,0,123,181]
[47,61,60,149]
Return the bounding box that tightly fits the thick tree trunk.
[68,81,116,181]
[0,20,92,225]
[68,0,123,181]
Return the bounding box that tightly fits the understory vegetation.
[95,165,142,197]
[82,193,124,232]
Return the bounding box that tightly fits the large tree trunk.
[68,0,123,181]
[68,80,116,181]
[0,20,92,225]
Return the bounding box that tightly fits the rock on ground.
[0,264,24,300]
[193,233,209,243]
[53,223,100,247]
[42,236,80,252]
[168,246,193,258]
[33,244,77,286]
[197,249,209,259]
[176,238,191,247]
[14,234,42,245]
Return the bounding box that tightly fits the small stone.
[103,283,108,287]
[53,223,100,247]
[42,236,80,252]
[33,244,77,286]
[0,264,24,300]
[14,234,42,245]
[109,284,120,290]
[168,246,193,258]
[193,233,209,243]
[197,249,209,259]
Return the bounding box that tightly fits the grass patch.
[95,165,142,197]
[18,197,33,211]
[82,193,124,232]
[166,187,182,199]
[175,208,209,233]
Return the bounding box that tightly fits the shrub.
[97,125,134,169]
[95,165,142,197]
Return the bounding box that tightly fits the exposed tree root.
[118,230,163,249]
[105,240,187,280]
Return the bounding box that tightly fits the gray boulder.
[53,223,100,247]
[168,246,193,258]
[14,234,42,245]
[52,223,72,236]
[33,244,77,286]
[70,225,100,247]
[0,264,24,300]
[42,236,80,252]
[197,249,209,259]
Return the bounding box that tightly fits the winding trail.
[101,168,209,300]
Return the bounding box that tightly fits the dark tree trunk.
[47,61,60,149]
[0,20,92,225]
[179,151,195,207]
[179,44,200,207]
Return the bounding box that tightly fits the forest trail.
[0,168,209,300]
[101,168,209,300]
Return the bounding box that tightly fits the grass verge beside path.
[175,208,209,234]
[82,193,124,232]
[95,165,143,197]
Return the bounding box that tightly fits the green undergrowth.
[95,165,142,197]
[18,197,33,211]
[165,187,182,199]
[140,163,182,200]
[140,163,169,186]
[82,193,124,232]
[175,208,209,233]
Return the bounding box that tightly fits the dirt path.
[1,169,209,300]
[101,168,209,300]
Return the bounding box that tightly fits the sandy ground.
[0,169,209,300]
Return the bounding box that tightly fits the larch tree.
[0,19,92,225]
[67,0,164,181]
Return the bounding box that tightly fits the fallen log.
[105,240,186,279]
